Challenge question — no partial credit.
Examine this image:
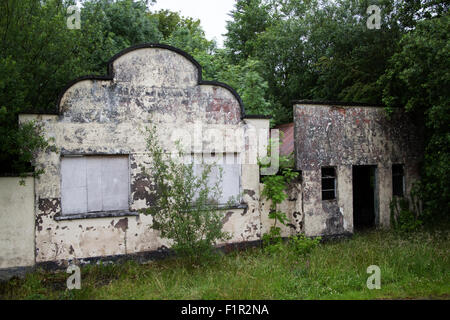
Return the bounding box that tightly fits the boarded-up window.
[392,164,405,197]
[192,153,241,205]
[321,167,336,200]
[61,156,129,215]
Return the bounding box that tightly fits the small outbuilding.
[293,101,422,237]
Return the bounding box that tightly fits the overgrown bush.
[259,135,299,246]
[0,110,56,180]
[261,226,283,252]
[381,14,450,225]
[140,126,231,260]
[262,233,321,256]
[390,187,423,233]
[289,234,321,256]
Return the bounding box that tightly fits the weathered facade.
[294,101,422,237]
[18,44,281,265]
[1,45,423,271]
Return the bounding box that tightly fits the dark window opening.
[353,165,377,230]
[321,167,336,200]
[392,164,405,197]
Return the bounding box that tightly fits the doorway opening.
[353,165,377,230]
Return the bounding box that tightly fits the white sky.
[152,0,236,47]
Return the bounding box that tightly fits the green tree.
[79,0,161,73]
[213,58,273,117]
[224,0,274,63]
[222,0,447,124]
[380,14,449,223]
[0,0,83,173]
[152,9,219,80]
[0,0,162,174]
[151,9,203,40]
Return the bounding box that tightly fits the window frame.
[321,166,337,201]
[392,164,405,197]
[191,152,242,206]
[57,154,134,220]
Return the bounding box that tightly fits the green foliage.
[1,230,449,299]
[261,226,283,254]
[213,58,273,117]
[260,137,299,210]
[79,0,162,73]
[263,231,321,256]
[14,121,56,180]
[289,234,321,256]
[188,48,275,119]
[223,0,449,124]
[0,113,55,178]
[150,9,185,39]
[262,175,288,207]
[0,0,86,177]
[0,0,85,114]
[390,191,423,233]
[224,0,273,63]
[1,0,448,226]
[260,136,300,247]
[140,126,231,260]
[260,166,299,227]
[152,9,203,42]
[0,0,162,175]
[262,214,322,255]
[381,14,450,224]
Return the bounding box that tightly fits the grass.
[0,229,449,300]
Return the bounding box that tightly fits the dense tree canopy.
[0,0,83,173]
[380,14,449,221]
[0,0,448,223]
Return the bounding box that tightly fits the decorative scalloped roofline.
[50,43,268,120]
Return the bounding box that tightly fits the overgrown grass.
[1,230,449,300]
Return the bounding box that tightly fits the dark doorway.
[353,166,377,230]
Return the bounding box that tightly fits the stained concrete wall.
[19,45,271,264]
[294,102,422,237]
[0,177,35,269]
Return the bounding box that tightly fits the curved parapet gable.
[57,43,246,123]
[18,44,274,264]
[111,45,199,87]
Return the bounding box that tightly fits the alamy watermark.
[67,5,81,30]
[166,121,279,175]
[65,262,381,290]
[366,5,381,29]
[366,265,381,289]
[66,264,81,290]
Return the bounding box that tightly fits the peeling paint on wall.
[19,44,271,264]
[294,103,423,237]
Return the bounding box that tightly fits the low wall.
[0,177,35,270]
